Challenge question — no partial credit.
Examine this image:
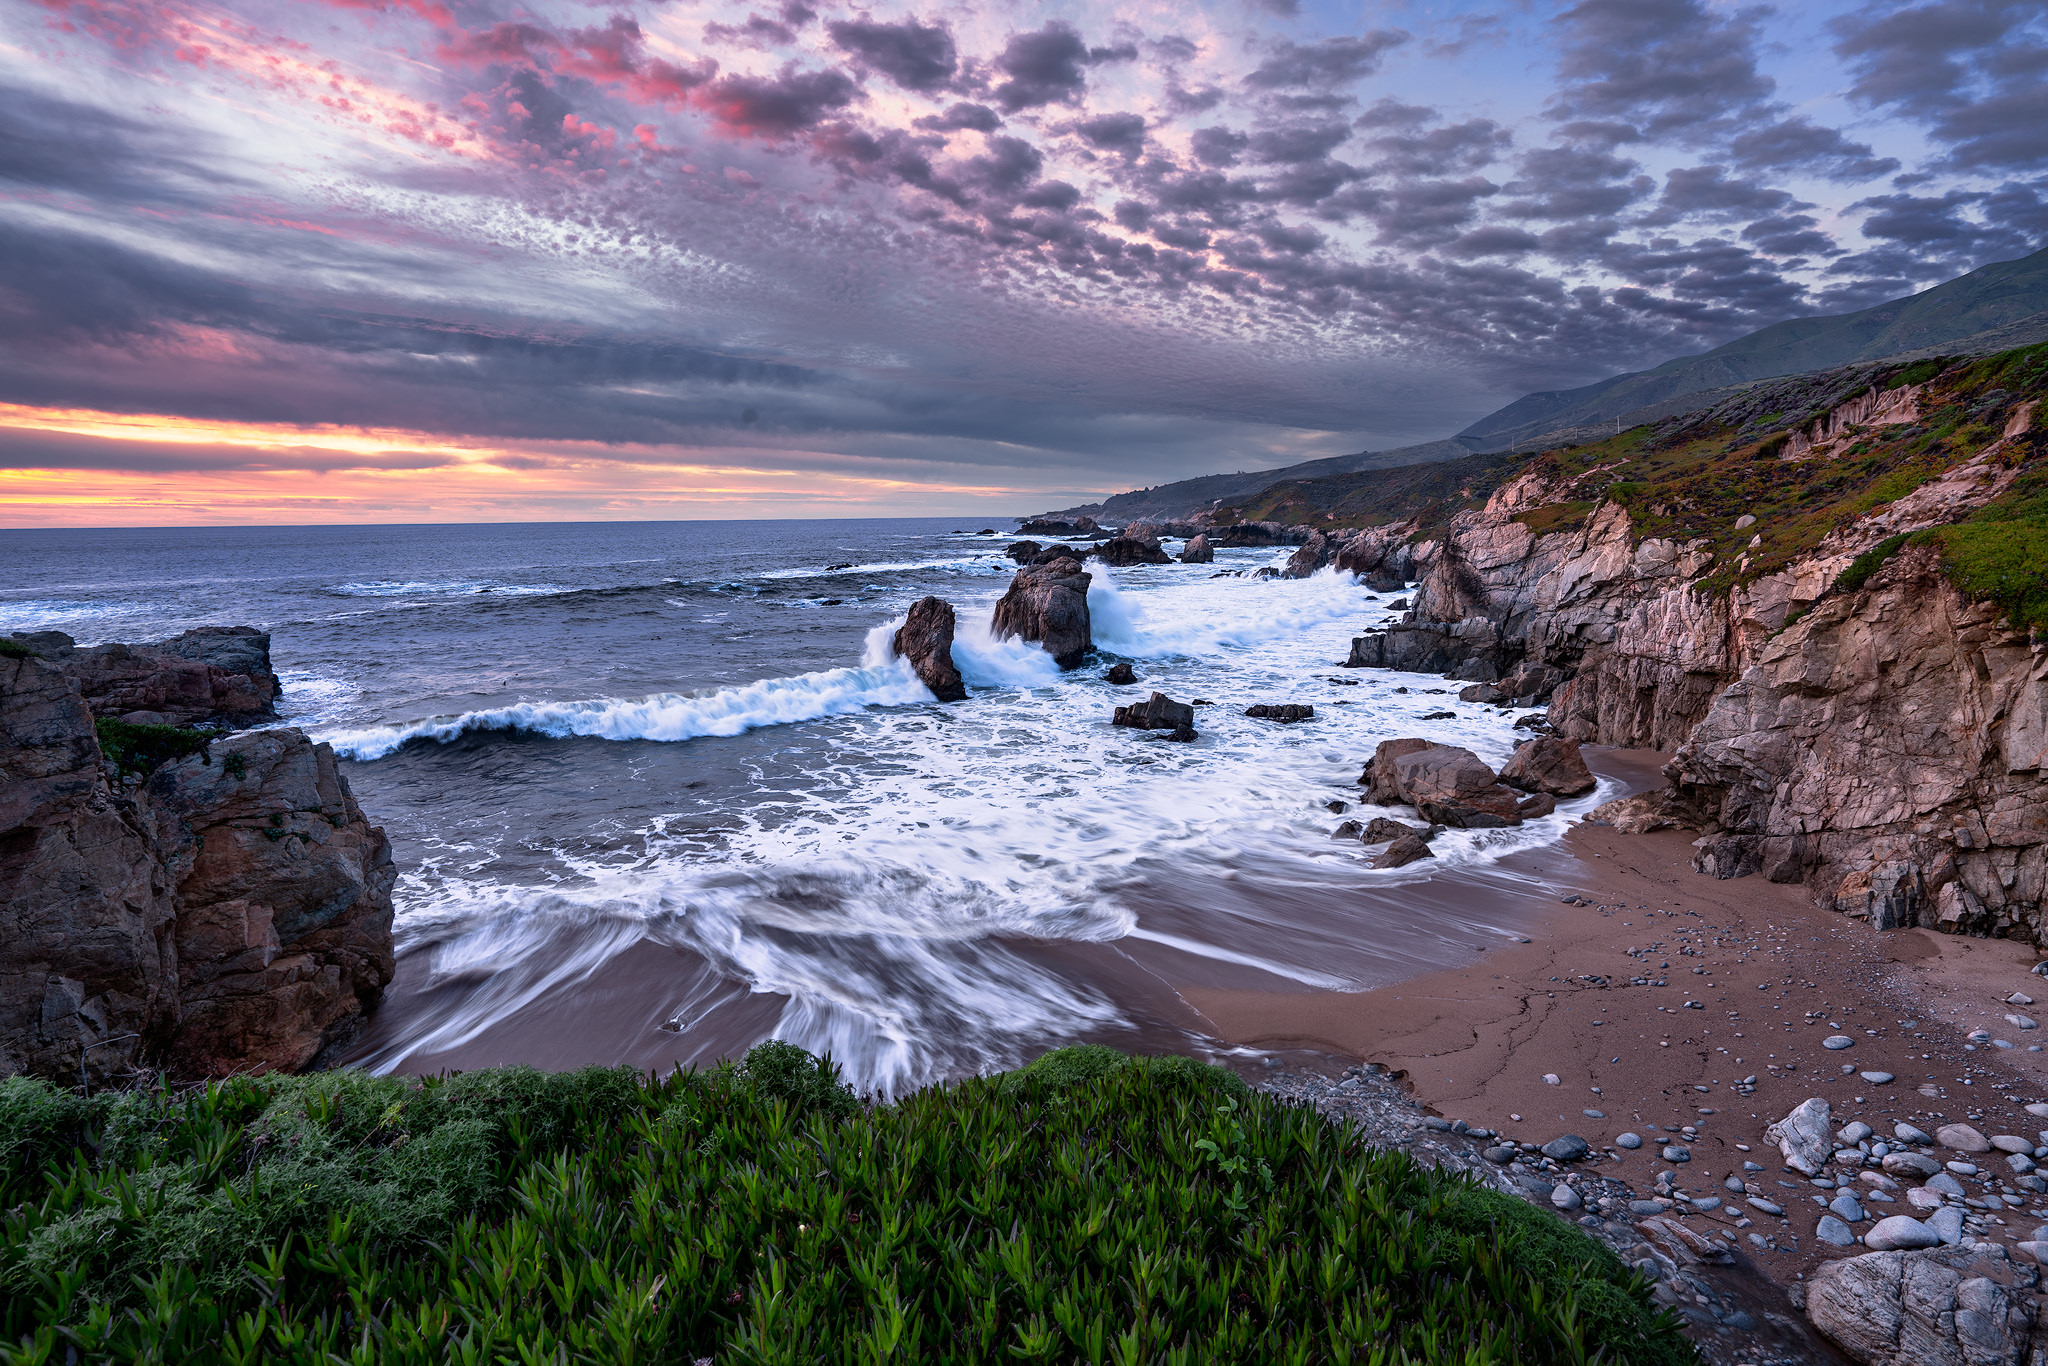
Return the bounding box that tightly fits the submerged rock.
[1245,703,1314,722]
[1372,833,1433,868]
[1103,662,1136,685]
[893,596,967,702]
[1113,692,1196,733]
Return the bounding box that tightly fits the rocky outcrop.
[1806,1244,2041,1366]
[1091,535,1172,567]
[1282,531,1335,578]
[1361,738,1525,828]
[1112,692,1197,741]
[892,597,967,702]
[1005,540,1042,563]
[992,557,1093,668]
[1178,534,1214,564]
[1213,521,1311,547]
[1245,703,1314,723]
[1017,516,1099,536]
[1104,662,1136,685]
[1499,736,1596,796]
[9,626,281,727]
[1667,546,2048,934]
[0,653,394,1082]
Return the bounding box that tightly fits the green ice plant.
[0,1047,1695,1365]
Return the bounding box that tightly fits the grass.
[92,718,219,781]
[0,1045,1694,1365]
[0,639,34,660]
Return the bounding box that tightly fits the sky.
[1,0,2044,525]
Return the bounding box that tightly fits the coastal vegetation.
[0,1044,1693,1364]
[90,718,220,781]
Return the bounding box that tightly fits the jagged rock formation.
[1091,535,1172,567]
[892,597,967,702]
[9,626,281,727]
[1178,534,1213,564]
[993,557,1093,668]
[0,651,394,1082]
[1805,1243,2042,1366]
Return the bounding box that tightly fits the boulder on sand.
[1178,534,1213,564]
[893,596,967,702]
[1499,736,1597,796]
[1372,834,1433,868]
[1389,746,1524,828]
[993,557,1093,668]
[1767,1097,1833,1175]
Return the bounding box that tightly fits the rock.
[1091,536,1172,567]
[1938,1124,1992,1153]
[2007,1014,2039,1030]
[1542,1134,1590,1162]
[1362,817,1426,843]
[1615,1132,1642,1149]
[1103,662,1136,685]
[1015,517,1097,536]
[1883,1152,1942,1177]
[1482,1145,1515,1164]
[1498,736,1597,797]
[892,596,967,703]
[1863,1215,1943,1251]
[1281,531,1336,579]
[1372,833,1434,869]
[1768,1097,1834,1175]
[1825,1034,1856,1049]
[1542,1073,1561,1086]
[1333,820,1364,839]
[1832,1192,1867,1222]
[1361,737,1436,803]
[1993,1135,2034,1153]
[2011,992,2035,1005]
[41,627,280,727]
[1177,534,1213,564]
[1748,1197,1783,1215]
[1808,1244,2041,1365]
[1004,540,1043,563]
[1458,683,1506,704]
[0,655,395,1080]
[1815,1214,1857,1246]
[1113,692,1196,732]
[1583,789,1700,835]
[1550,1183,1583,1211]
[1389,745,1524,828]
[1929,1208,1967,1245]
[992,557,1093,668]
[1842,1122,1876,1143]
[1897,1122,1935,1144]
[1244,703,1315,722]
[1515,793,1557,819]
[1926,1173,1966,1197]
[1862,1071,1896,1083]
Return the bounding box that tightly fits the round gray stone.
[1814,1214,1856,1246]
[1823,1035,1855,1050]
[1864,1214,1941,1250]
[1615,1132,1643,1149]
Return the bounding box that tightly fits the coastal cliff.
[1334,344,2048,942]
[0,641,394,1083]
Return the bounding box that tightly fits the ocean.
[3,518,1616,1093]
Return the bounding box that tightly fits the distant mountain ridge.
[1457,246,2048,452]
[1032,246,2048,525]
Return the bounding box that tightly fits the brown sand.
[1185,766,2048,1287]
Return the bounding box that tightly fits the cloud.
[828,17,958,92]
[1832,0,2048,172]
[1645,165,1798,225]
[993,22,1132,111]
[1244,33,1409,90]
[700,64,861,136]
[1546,0,1773,142]
[1727,117,1899,182]
[1073,112,1146,159]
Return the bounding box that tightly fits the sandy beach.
[1185,747,2048,1297]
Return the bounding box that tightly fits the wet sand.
[1186,751,2048,1288]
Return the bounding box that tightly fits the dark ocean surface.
[2,519,1611,1092]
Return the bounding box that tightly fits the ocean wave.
[324,657,938,761]
[329,580,566,598]
[758,556,1007,581]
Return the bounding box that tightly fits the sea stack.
[893,596,968,702]
[992,556,1093,668]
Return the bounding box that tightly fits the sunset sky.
[2,0,2043,525]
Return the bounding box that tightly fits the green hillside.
[1459,247,2048,451]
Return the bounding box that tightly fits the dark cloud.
[1831,1,2048,172]
[964,136,1044,196]
[1243,33,1409,90]
[1074,113,1147,159]
[1646,165,1797,225]
[1442,225,1540,259]
[913,102,1000,133]
[992,23,1132,111]
[1190,126,1249,167]
[1354,103,1510,177]
[1497,144,1650,222]
[701,64,860,136]
[1727,117,1899,182]
[704,13,798,48]
[828,18,958,92]
[1740,213,1840,261]
[1247,122,1350,165]
[1546,0,1773,142]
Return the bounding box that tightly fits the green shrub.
[93,719,217,781]
[1835,533,1911,594]
[1892,357,1949,388]
[1,1050,1693,1365]
[0,639,33,661]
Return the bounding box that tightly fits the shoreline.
[1186,746,2048,1312]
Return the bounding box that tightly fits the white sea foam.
[358,564,1605,1093]
[324,656,937,761]
[330,580,565,598]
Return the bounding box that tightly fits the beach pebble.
[1662,1145,1691,1162]
[1725,1174,1746,1192]
[1483,1146,1516,1165]
[1864,1215,1942,1251]
[1838,1122,1874,1144]
[1828,1192,1865,1222]
[1993,1134,2034,1153]
[1927,1208,1966,1246]
[1542,1073,1560,1085]
[1692,1195,1722,1211]
[1615,1132,1643,1149]
[2007,1014,2038,1030]
[1860,1071,1895,1084]
[1748,1198,1784,1216]
[1550,1184,1583,1211]
[1629,1199,1672,1215]
[1422,1116,1453,1131]
[1743,1160,1764,1172]
[1969,1029,1992,1042]
[2010,1153,2036,1174]
[1946,1162,1979,1176]
[1882,1151,1940,1177]
[1858,1171,1899,1191]
[1906,1187,1945,1211]
[2018,1241,2048,1266]
[1996,1039,2016,1048]
[1582,1108,1604,1118]
[2027,1104,2048,1119]
[1823,1035,1855,1050]
[1937,1123,1991,1152]
[1895,1122,1934,1144]
[2011,992,2034,1005]
[1926,1173,1967,1197]
[1542,1135,1590,1162]
[1814,1215,1856,1247]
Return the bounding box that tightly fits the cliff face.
[0,652,394,1083]
[1336,346,2048,942]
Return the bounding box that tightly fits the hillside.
[1458,247,2048,452]
[1037,438,1473,523]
